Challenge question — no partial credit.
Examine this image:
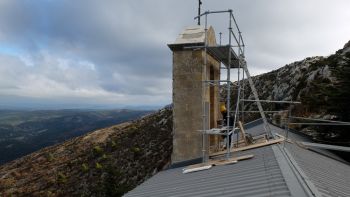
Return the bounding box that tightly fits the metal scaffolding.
[191,6,350,167]
[195,9,272,162]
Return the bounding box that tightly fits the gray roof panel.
[125,146,291,197]
[125,120,350,197]
[267,122,350,197]
[285,143,350,197]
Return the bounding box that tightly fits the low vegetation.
[0,106,172,196]
[0,109,152,164]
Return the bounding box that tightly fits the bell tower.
[168,26,220,164]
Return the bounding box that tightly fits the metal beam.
[242,99,302,104]
[299,142,350,152]
[194,10,231,20]
[290,116,350,124]
[241,110,288,113]
[289,123,350,126]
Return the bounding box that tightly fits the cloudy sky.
[0,0,349,109]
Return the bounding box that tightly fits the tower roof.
[174,26,206,44]
[168,26,216,51]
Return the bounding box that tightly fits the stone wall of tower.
[169,26,220,164]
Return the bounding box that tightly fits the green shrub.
[81,163,89,172]
[111,140,118,149]
[102,166,129,196]
[131,147,140,153]
[46,153,54,162]
[102,154,108,160]
[93,145,104,155]
[57,172,67,184]
[95,162,103,170]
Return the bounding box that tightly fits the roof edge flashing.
[168,42,204,51]
[272,145,322,197]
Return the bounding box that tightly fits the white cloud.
[0,0,349,108]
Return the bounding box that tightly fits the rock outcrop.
[226,40,350,144]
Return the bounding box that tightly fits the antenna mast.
[197,0,202,25]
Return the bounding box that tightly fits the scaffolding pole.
[290,116,350,124]
[289,123,350,126]
[201,13,209,163]
[242,99,301,104]
[226,10,232,159]
[241,67,245,123]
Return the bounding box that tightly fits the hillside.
[0,109,152,164]
[1,41,349,196]
[0,107,172,196]
[227,40,350,145]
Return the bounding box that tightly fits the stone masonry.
[168,26,220,164]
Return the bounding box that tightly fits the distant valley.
[0,109,152,164]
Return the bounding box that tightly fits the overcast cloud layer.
[0,0,349,109]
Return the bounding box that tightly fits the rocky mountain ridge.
[232,40,350,143]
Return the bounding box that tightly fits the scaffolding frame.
[195,9,272,162]
[192,7,350,166]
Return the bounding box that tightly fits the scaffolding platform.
[206,45,240,68]
[201,126,238,135]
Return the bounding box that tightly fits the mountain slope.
[0,109,152,165]
[229,40,350,144]
[0,107,172,196]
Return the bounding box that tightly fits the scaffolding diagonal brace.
[242,62,273,138]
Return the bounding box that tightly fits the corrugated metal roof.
[286,143,350,197]
[125,146,291,197]
[262,122,350,197]
[125,120,350,197]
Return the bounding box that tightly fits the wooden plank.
[183,154,254,173]
[210,137,285,157]
[233,154,255,161]
[238,121,248,145]
[211,154,254,166]
[233,138,283,151]
[274,133,285,139]
[233,139,246,146]
[183,165,212,174]
[274,133,293,143]
[184,162,212,170]
[211,159,238,166]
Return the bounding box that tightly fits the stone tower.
[168,26,220,164]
